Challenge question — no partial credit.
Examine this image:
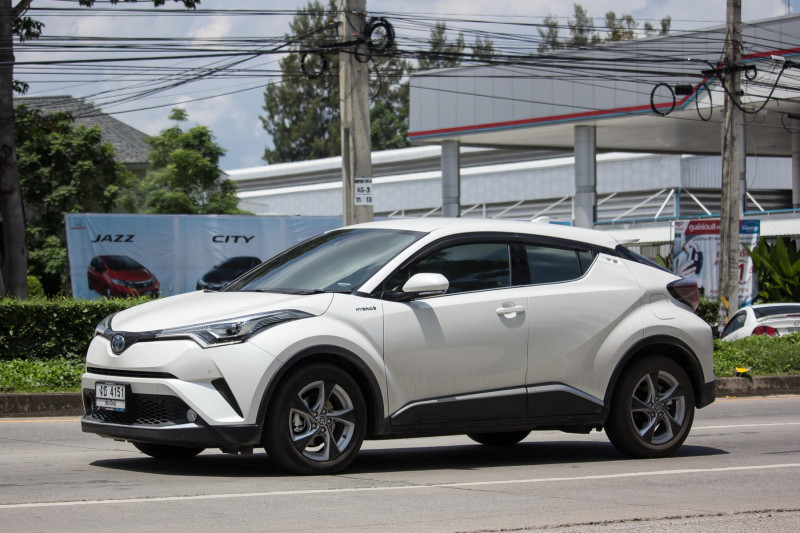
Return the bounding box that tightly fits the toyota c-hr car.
[196,256,262,291]
[87,255,160,298]
[82,218,715,474]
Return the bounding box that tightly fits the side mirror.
[402,273,449,298]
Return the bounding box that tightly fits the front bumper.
[81,417,261,448]
[698,379,716,408]
[81,387,261,447]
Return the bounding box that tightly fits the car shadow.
[90,440,727,478]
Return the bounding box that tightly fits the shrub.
[0,297,151,361]
[713,333,800,377]
[0,357,84,392]
[27,276,46,299]
[695,298,721,329]
[745,237,800,303]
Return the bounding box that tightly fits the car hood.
[108,290,335,332]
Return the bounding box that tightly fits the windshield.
[753,305,800,319]
[218,257,260,270]
[225,228,423,293]
[104,255,145,271]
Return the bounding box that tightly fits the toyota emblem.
[110,334,126,354]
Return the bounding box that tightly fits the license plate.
[95,382,126,412]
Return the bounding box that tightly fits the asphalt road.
[1,396,799,532]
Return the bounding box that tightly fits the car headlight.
[95,313,115,337]
[154,310,313,347]
[111,278,133,287]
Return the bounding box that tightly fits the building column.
[793,123,800,209]
[574,125,596,228]
[441,140,461,217]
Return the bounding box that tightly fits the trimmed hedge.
[713,333,800,377]
[0,357,84,392]
[0,297,151,361]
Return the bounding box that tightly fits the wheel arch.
[255,345,385,439]
[604,335,707,411]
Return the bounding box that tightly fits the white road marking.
[2,463,799,510]
[694,422,800,430]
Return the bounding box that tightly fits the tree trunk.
[0,0,27,298]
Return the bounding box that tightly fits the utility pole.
[720,0,742,318]
[339,0,373,225]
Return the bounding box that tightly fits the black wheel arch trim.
[605,335,715,410]
[255,345,384,439]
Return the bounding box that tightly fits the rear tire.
[467,430,530,446]
[263,364,367,475]
[132,442,204,460]
[605,356,695,458]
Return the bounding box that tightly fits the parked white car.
[720,303,800,341]
[82,218,715,474]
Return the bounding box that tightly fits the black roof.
[14,95,150,166]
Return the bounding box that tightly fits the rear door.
[522,244,642,412]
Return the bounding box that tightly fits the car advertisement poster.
[672,219,759,307]
[66,214,342,299]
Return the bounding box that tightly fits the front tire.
[467,430,530,446]
[263,364,367,475]
[132,442,204,460]
[605,356,695,458]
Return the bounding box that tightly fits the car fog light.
[186,409,198,423]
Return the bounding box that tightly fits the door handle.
[496,305,525,317]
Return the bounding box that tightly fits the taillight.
[752,325,778,336]
[667,278,699,311]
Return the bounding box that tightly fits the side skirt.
[378,383,606,438]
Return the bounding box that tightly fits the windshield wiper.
[250,288,352,295]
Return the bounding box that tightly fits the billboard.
[673,219,759,307]
[66,214,342,299]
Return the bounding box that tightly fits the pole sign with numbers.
[355,177,373,206]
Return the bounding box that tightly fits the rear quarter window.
[526,244,591,284]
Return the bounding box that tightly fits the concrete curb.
[1,376,798,418]
[0,392,84,417]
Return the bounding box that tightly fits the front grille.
[84,390,190,426]
[86,366,177,380]
[131,279,155,289]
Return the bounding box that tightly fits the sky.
[17,0,793,171]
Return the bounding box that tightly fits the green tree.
[0,0,198,299]
[538,16,563,53]
[538,4,669,52]
[15,105,132,295]
[644,16,672,37]
[567,3,600,48]
[141,109,243,215]
[471,35,496,61]
[261,1,341,163]
[605,11,637,42]
[417,21,466,71]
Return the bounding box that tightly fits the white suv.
[82,218,715,474]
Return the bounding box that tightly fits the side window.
[578,249,595,273]
[721,312,746,337]
[386,242,511,295]
[526,245,584,284]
